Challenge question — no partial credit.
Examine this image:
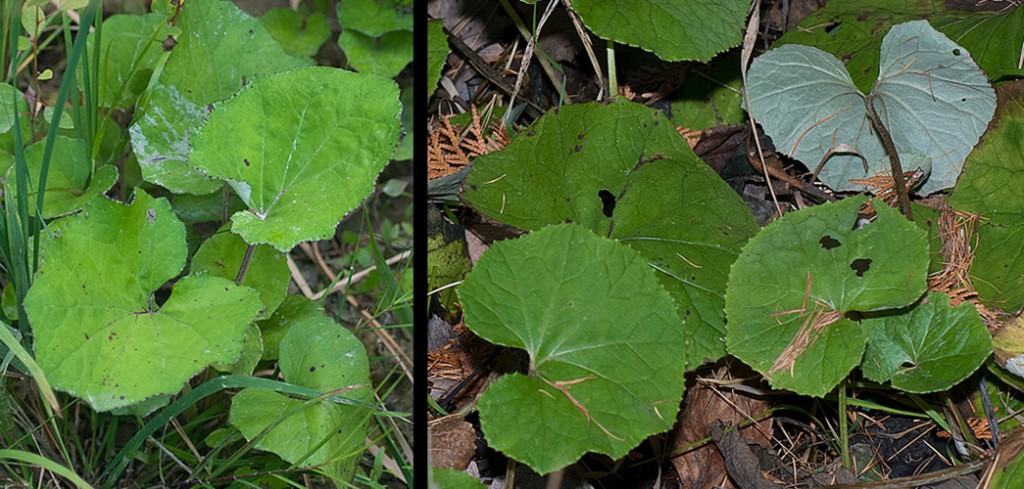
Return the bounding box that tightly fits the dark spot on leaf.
[684,309,691,317]
[469,184,478,191]
[961,98,966,103]
[900,361,915,369]
[213,260,226,268]
[207,104,213,112]
[819,235,841,250]
[564,218,573,223]
[108,332,116,341]
[244,158,250,167]
[577,133,584,141]
[119,396,125,400]
[527,130,535,137]
[857,12,868,21]
[241,75,247,87]
[162,35,176,51]
[598,190,616,217]
[850,258,872,277]
[825,20,841,34]
[574,144,582,152]
[309,366,316,372]
[566,301,574,307]
[952,48,961,56]
[84,333,89,340]
[690,276,697,281]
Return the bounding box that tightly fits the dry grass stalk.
[925,205,1002,328]
[849,168,925,206]
[427,105,511,179]
[767,304,844,378]
[766,272,845,377]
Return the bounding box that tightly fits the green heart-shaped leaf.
[862,292,992,393]
[465,99,758,366]
[129,0,309,194]
[25,191,264,411]
[188,66,401,251]
[229,298,372,483]
[460,224,685,474]
[726,196,929,396]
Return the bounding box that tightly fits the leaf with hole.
[464,99,758,366]
[746,20,995,194]
[460,224,685,474]
[229,299,372,483]
[188,66,401,252]
[24,191,264,411]
[861,292,991,393]
[128,0,309,194]
[726,196,929,396]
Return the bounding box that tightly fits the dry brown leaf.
[670,363,773,489]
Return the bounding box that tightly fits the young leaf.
[191,224,290,317]
[460,224,685,474]
[128,0,309,194]
[337,29,412,78]
[568,0,748,62]
[24,191,264,411]
[336,0,411,36]
[229,300,372,483]
[188,66,401,252]
[260,8,330,59]
[464,99,758,366]
[861,292,992,393]
[746,20,995,194]
[726,196,929,397]
[7,136,117,218]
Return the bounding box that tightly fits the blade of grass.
[0,320,58,413]
[99,375,405,488]
[31,0,101,271]
[0,449,93,489]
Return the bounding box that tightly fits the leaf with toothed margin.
[229,301,373,484]
[726,196,929,397]
[746,21,995,194]
[459,224,685,475]
[128,0,309,194]
[464,98,758,367]
[24,191,264,412]
[187,66,401,252]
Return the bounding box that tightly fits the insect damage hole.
[819,235,841,250]
[850,258,872,277]
[598,189,616,218]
